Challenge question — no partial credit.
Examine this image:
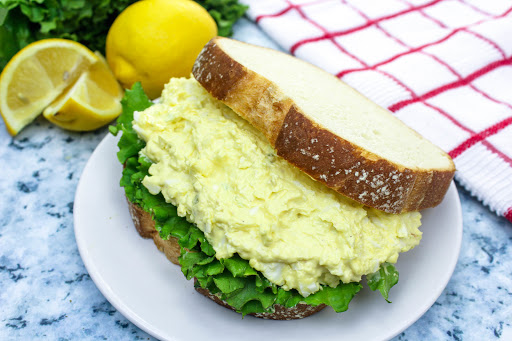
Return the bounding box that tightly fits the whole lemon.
[106,0,217,99]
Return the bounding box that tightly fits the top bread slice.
[192,37,455,214]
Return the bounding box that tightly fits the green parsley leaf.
[0,0,137,69]
[195,0,248,37]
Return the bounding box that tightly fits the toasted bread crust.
[126,198,325,319]
[192,37,455,214]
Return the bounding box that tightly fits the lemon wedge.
[43,53,123,131]
[0,39,99,135]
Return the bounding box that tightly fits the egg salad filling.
[132,77,422,297]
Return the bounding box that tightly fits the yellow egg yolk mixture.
[133,77,422,297]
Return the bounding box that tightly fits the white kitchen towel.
[240,0,512,223]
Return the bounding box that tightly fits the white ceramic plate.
[74,134,463,341]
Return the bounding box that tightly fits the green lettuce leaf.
[222,254,258,277]
[224,279,276,312]
[367,262,399,302]
[275,288,303,308]
[109,82,151,164]
[110,83,396,316]
[213,271,246,294]
[304,283,362,313]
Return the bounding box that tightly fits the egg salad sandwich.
[110,37,455,320]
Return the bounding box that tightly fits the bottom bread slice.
[127,199,181,265]
[126,197,326,319]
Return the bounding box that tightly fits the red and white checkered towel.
[240,0,512,223]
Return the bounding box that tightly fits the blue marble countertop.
[1,19,511,341]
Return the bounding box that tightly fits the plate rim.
[74,135,171,340]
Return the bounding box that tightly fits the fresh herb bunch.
[0,0,137,69]
[195,0,248,37]
[109,83,400,316]
[0,0,248,70]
